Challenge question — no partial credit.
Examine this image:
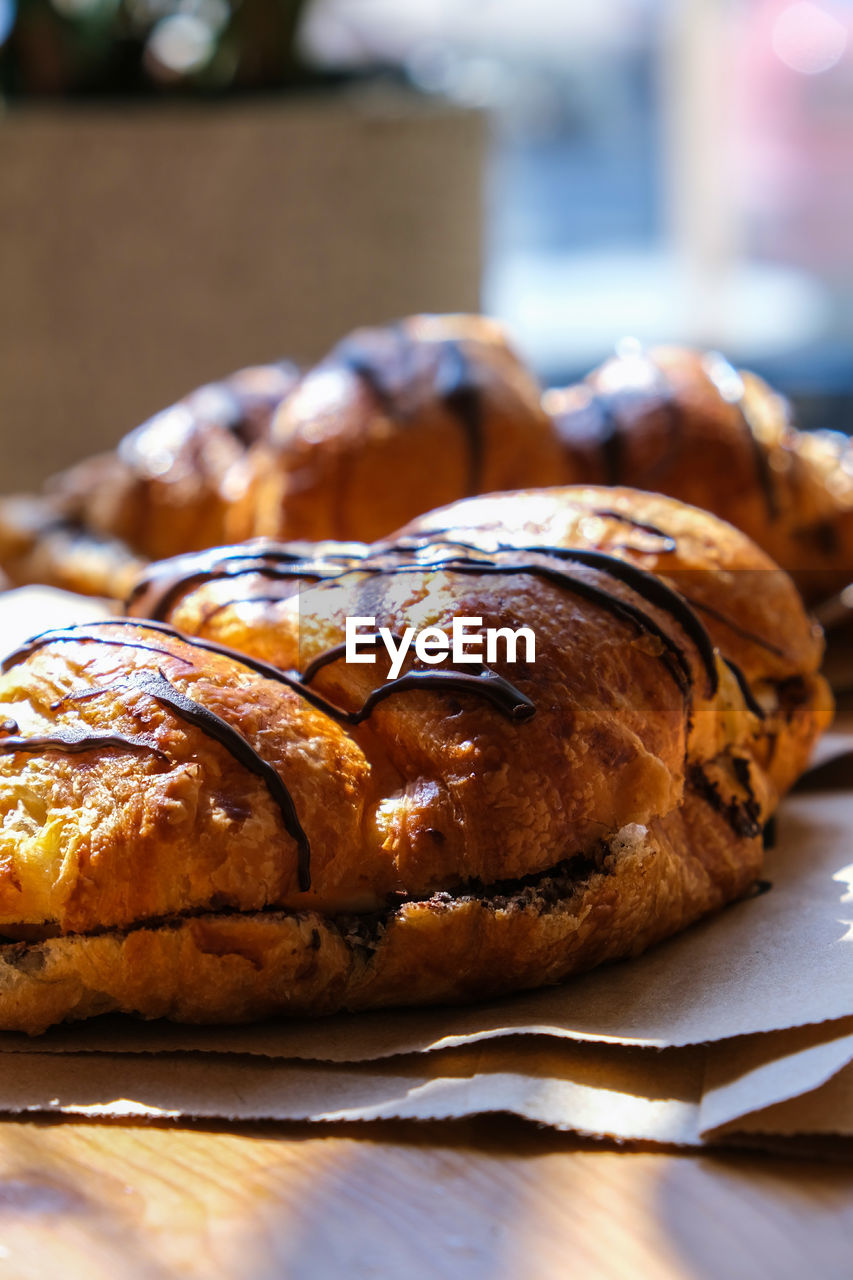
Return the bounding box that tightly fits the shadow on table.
[654,1149,853,1280]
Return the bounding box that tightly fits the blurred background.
[0,0,851,486]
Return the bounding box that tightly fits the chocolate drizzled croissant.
[223,314,564,546]
[1,317,850,607]
[0,316,563,597]
[0,487,831,1033]
[0,361,298,597]
[546,344,853,603]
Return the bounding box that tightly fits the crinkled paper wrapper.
[0,588,851,1152]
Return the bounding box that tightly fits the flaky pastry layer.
[0,787,760,1035]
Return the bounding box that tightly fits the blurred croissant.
[546,344,853,605]
[0,316,850,604]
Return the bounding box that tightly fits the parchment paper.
[0,1028,851,1148]
[701,1021,853,1136]
[0,1040,706,1143]
[722,1063,853,1138]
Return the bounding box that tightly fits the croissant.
[224,314,564,545]
[0,486,831,1033]
[1,316,850,609]
[0,359,298,598]
[0,316,560,597]
[546,344,853,604]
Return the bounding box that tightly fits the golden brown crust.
[546,346,853,601]
[226,314,563,544]
[0,363,298,597]
[0,567,692,928]
[151,486,830,800]
[0,494,143,600]
[51,362,299,564]
[0,486,831,1032]
[403,485,824,682]
[0,317,563,596]
[2,324,850,609]
[0,786,760,1036]
[404,486,834,798]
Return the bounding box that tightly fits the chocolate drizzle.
[585,348,680,486]
[589,510,678,554]
[54,667,313,892]
[300,639,359,684]
[514,544,717,695]
[3,514,749,893]
[125,522,721,700]
[7,633,194,672]
[581,347,781,516]
[120,516,720,700]
[300,633,536,721]
[682,594,787,658]
[1,603,536,892]
[567,347,780,520]
[362,543,715,697]
[345,665,534,723]
[337,343,399,417]
[434,340,485,494]
[3,622,354,725]
[689,758,763,839]
[723,657,766,719]
[703,353,780,521]
[335,328,486,495]
[7,619,535,730]
[589,393,627,486]
[0,730,168,762]
[127,540,368,622]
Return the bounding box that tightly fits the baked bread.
[1,320,850,609]
[0,315,561,597]
[0,486,831,1033]
[224,313,564,545]
[0,360,298,597]
[546,345,853,603]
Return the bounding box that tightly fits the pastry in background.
[546,343,853,604]
[0,315,561,597]
[225,313,563,545]
[0,361,298,598]
[0,318,851,609]
[51,360,299,564]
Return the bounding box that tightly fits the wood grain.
[0,1119,849,1279]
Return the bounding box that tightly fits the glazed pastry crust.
[0,787,759,1036]
[404,485,833,797]
[0,362,297,597]
[0,316,562,597]
[0,494,143,600]
[227,314,564,545]
[546,347,853,601]
[0,577,691,929]
[155,487,831,799]
[0,486,832,1032]
[52,363,299,564]
[2,323,850,607]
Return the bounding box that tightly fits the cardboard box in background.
[0,91,484,491]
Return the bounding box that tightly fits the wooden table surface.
[0,1116,849,1279]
